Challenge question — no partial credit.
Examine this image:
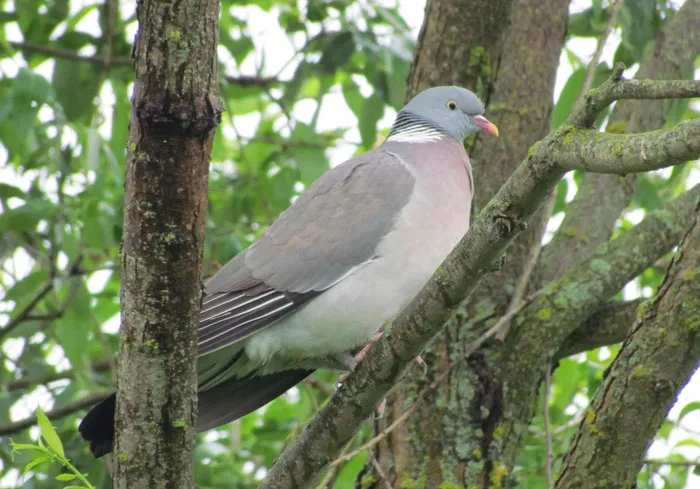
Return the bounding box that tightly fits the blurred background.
[0,1,699,488]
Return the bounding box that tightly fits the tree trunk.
[556,202,700,489]
[113,1,222,488]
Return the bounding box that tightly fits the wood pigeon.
[79,86,498,457]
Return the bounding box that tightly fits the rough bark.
[406,0,513,101]
[555,199,700,489]
[113,1,222,488]
[495,185,700,473]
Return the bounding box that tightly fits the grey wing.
[198,149,415,356]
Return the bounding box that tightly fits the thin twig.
[10,41,276,86]
[330,318,508,466]
[544,367,554,488]
[316,434,358,489]
[0,392,110,436]
[493,290,542,340]
[581,0,624,95]
[643,458,700,467]
[9,40,132,65]
[370,455,393,489]
[0,282,54,341]
[4,359,113,392]
[529,411,584,437]
[496,199,553,341]
[303,376,337,397]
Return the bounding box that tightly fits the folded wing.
[198,149,415,358]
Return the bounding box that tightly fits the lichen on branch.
[555,200,700,489]
[259,68,700,489]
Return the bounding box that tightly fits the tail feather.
[197,369,313,432]
[78,369,313,458]
[78,394,116,458]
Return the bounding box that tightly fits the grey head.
[388,86,498,143]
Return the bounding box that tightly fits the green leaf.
[52,59,100,122]
[0,199,57,232]
[289,122,329,185]
[552,63,610,130]
[22,455,53,476]
[319,31,355,73]
[342,81,364,120]
[11,442,48,453]
[56,473,76,481]
[15,68,52,105]
[633,174,663,211]
[552,68,586,129]
[55,281,93,371]
[225,86,263,116]
[385,49,410,110]
[657,419,675,439]
[332,452,368,488]
[0,182,26,199]
[678,401,700,422]
[619,0,659,62]
[3,269,50,304]
[674,438,700,448]
[36,407,65,457]
[613,42,635,67]
[553,178,568,214]
[568,9,606,37]
[359,93,384,149]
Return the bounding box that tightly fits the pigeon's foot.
[337,332,427,382]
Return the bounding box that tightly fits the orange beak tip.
[474,115,499,137]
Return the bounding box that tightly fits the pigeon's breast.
[244,138,473,364]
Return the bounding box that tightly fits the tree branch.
[8,40,133,65]
[643,459,700,467]
[9,40,275,86]
[0,392,111,437]
[494,186,700,468]
[556,299,643,359]
[556,201,700,489]
[0,281,53,341]
[258,69,700,489]
[552,118,700,174]
[4,359,113,392]
[580,0,623,95]
[537,0,700,286]
[568,74,700,128]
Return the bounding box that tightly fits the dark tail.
[79,369,313,458]
[78,393,116,458]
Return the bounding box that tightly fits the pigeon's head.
[399,86,499,141]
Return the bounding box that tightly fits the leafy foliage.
[0,1,698,489]
[10,408,95,489]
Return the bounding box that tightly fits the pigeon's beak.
[474,115,499,136]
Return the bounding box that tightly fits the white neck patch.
[386,126,444,143]
[386,112,446,144]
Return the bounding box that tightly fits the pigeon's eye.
[447,100,457,111]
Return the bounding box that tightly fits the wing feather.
[198,149,415,356]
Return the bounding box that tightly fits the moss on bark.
[113,1,222,488]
